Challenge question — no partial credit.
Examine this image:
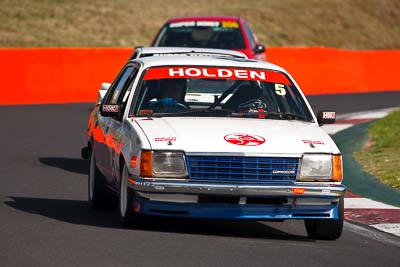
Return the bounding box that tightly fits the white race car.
[82,55,345,240]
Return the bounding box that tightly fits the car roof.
[136,46,247,59]
[133,56,287,73]
[167,16,240,23]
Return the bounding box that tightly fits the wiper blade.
[266,112,308,121]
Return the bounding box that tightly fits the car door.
[95,65,136,185]
[105,64,139,186]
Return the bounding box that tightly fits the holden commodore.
[82,55,345,240]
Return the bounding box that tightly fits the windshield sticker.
[221,21,239,28]
[169,21,196,28]
[144,67,291,84]
[170,21,220,28]
[274,84,286,96]
[224,133,265,146]
[196,21,220,27]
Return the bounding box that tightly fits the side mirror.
[317,111,336,125]
[253,44,265,54]
[97,82,111,104]
[100,104,122,118]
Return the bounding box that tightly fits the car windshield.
[132,66,314,122]
[154,21,245,49]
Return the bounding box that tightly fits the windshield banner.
[144,67,291,84]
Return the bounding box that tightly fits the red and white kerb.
[144,67,291,84]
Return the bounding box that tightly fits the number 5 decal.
[275,84,286,96]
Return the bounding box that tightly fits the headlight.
[299,154,332,181]
[140,150,188,178]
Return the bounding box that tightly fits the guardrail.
[1,47,399,105]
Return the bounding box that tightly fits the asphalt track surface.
[1,91,399,267]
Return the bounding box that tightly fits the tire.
[119,164,140,226]
[304,197,344,240]
[88,151,117,210]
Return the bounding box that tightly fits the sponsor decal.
[144,67,291,84]
[302,140,325,145]
[322,111,336,119]
[169,21,196,28]
[292,188,306,195]
[155,186,165,190]
[272,170,296,175]
[224,133,265,146]
[154,137,177,142]
[196,21,220,27]
[221,21,239,28]
[169,21,220,28]
[152,53,229,57]
[102,104,119,113]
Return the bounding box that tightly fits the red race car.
[151,16,266,61]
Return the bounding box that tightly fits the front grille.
[187,156,299,183]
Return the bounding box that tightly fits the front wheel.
[119,164,140,226]
[304,197,344,240]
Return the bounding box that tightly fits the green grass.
[354,109,400,190]
[1,0,400,48]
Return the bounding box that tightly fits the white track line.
[344,221,400,247]
[321,107,399,135]
[335,107,398,120]
[371,224,400,237]
[321,124,353,135]
[345,198,400,209]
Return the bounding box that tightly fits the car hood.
[134,117,338,155]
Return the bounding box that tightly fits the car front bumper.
[127,177,346,220]
[128,177,346,198]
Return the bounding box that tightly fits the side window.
[244,23,256,49]
[109,66,134,104]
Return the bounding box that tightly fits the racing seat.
[222,84,262,111]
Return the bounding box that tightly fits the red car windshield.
[154,21,245,49]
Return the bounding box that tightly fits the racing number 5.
[275,84,286,96]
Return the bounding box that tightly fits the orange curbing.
[1,47,400,105]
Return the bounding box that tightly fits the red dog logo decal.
[224,133,265,146]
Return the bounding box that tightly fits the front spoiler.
[128,178,346,198]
